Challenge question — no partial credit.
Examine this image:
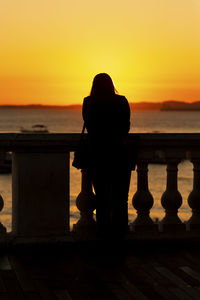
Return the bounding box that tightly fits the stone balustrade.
[0,133,200,241]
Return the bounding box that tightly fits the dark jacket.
[82,94,130,144]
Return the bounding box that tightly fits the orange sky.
[0,0,200,105]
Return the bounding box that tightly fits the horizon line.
[0,100,200,112]
[0,100,199,107]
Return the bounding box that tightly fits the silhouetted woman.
[82,73,131,239]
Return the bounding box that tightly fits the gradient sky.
[0,0,200,105]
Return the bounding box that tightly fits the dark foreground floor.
[1,243,200,299]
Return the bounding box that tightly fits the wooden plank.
[3,278,27,300]
[35,280,57,300]
[120,280,150,300]
[68,280,114,300]
[0,275,7,292]
[123,262,168,299]
[8,255,36,292]
[120,267,166,300]
[0,256,12,271]
[54,289,72,300]
[25,291,43,300]
[155,266,200,300]
[155,266,189,287]
[1,270,15,280]
[0,292,10,300]
[133,266,177,299]
[144,264,180,299]
[95,261,147,300]
[169,287,195,300]
[180,266,200,283]
[171,267,200,288]
[154,286,179,300]
[6,247,200,300]
[150,251,200,288]
[182,250,200,275]
[134,262,180,300]
[71,257,119,300]
[107,282,137,300]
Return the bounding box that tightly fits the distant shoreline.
[0,104,83,110]
[0,101,200,111]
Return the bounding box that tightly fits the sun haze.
[0,0,200,105]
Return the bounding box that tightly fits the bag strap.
[80,96,93,137]
[81,123,86,135]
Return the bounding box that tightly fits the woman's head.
[90,73,116,96]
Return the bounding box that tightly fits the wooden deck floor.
[1,243,200,299]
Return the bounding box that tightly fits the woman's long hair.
[90,73,117,97]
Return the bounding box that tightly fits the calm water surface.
[0,109,199,231]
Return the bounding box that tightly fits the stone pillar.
[159,160,183,232]
[130,161,155,232]
[12,152,70,237]
[0,194,6,235]
[74,169,96,234]
[186,160,200,231]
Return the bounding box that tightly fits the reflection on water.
[1,109,200,134]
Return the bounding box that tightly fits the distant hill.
[0,102,164,111]
[161,101,200,111]
[130,102,162,110]
[0,104,82,110]
[0,101,200,111]
[132,101,200,111]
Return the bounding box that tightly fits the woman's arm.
[123,96,131,134]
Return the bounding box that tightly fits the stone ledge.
[0,231,200,253]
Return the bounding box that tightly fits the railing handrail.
[0,132,200,152]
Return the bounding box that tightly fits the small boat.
[20,124,49,133]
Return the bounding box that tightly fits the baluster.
[0,194,6,235]
[130,161,155,232]
[186,159,200,231]
[74,169,96,234]
[159,160,183,232]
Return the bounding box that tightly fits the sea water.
[0,108,200,231]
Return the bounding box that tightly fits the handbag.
[126,135,140,171]
[72,96,94,170]
[72,123,90,170]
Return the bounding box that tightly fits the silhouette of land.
[0,104,82,110]
[0,101,200,111]
[133,101,200,111]
[161,101,200,111]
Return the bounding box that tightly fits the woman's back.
[83,93,130,142]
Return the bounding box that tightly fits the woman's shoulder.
[83,96,90,108]
[83,96,90,102]
[114,94,129,104]
[84,94,128,105]
[114,94,126,99]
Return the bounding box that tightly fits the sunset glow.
[0,0,200,105]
